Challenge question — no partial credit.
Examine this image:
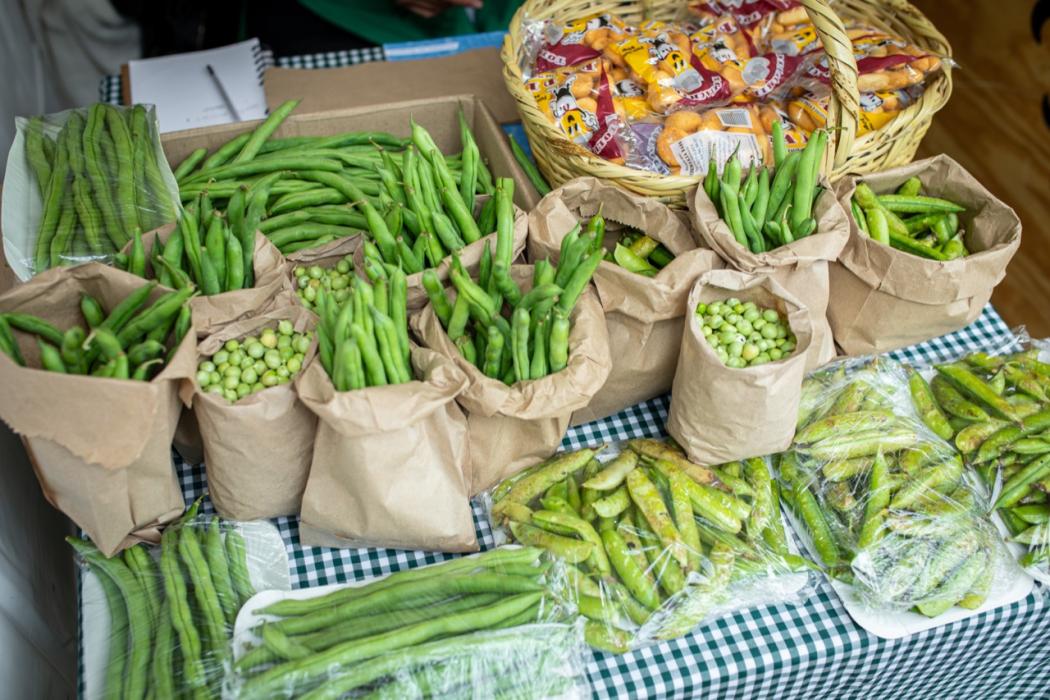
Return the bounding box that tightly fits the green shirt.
[299,0,520,45]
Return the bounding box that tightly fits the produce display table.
[79,38,1049,700]
[75,304,1050,699]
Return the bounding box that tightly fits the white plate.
[782,504,1034,640]
[81,520,290,700]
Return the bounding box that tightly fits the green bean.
[94,567,128,700]
[48,190,78,267]
[3,312,64,347]
[122,544,161,627]
[937,363,1022,421]
[790,129,824,235]
[103,105,138,231]
[626,468,689,568]
[173,147,208,181]
[231,98,300,163]
[83,105,124,247]
[995,454,1050,509]
[68,537,151,699]
[25,117,53,198]
[219,528,253,610]
[201,132,251,171]
[33,123,72,271]
[0,316,24,366]
[158,528,208,692]
[177,525,228,665]
[583,451,638,491]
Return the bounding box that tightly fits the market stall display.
[913,345,1050,580]
[779,357,1019,620]
[230,547,587,698]
[527,177,721,424]
[2,104,179,278]
[412,253,612,494]
[487,441,811,653]
[186,306,319,520]
[501,0,952,204]
[1,11,1048,700]
[830,155,1021,355]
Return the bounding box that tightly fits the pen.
[206,63,241,121]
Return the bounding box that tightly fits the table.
[93,43,1050,700]
[76,304,1049,699]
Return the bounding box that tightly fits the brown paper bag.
[411,266,613,494]
[123,224,293,332]
[352,199,529,311]
[829,155,1022,355]
[127,225,294,463]
[0,263,194,555]
[667,269,813,465]
[181,305,319,520]
[528,177,724,424]
[296,346,477,552]
[689,180,847,370]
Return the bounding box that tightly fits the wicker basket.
[501,0,953,207]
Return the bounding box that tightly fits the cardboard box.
[161,94,540,211]
[263,48,520,125]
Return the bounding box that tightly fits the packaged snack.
[533,13,631,73]
[654,104,769,174]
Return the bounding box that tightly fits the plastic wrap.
[487,440,814,653]
[908,334,1050,584]
[229,546,588,699]
[2,104,180,280]
[73,501,290,699]
[781,356,1017,617]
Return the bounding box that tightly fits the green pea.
[736,319,753,335]
[303,286,317,302]
[236,383,251,398]
[331,275,349,290]
[213,350,230,365]
[276,366,290,379]
[240,357,254,370]
[223,375,239,390]
[292,334,311,354]
[333,289,349,303]
[251,382,264,393]
[728,341,744,358]
[278,345,294,361]
[761,324,778,339]
[224,339,240,352]
[253,360,266,375]
[210,371,221,385]
[278,320,294,336]
[702,325,713,337]
[741,344,759,361]
[697,302,708,314]
[762,309,779,323]
[262,370,279,387]
[242,368,258,384]
[769,348,783,360]
[286,357,302,374]
[276,334,292,350]
[208,384,224,395]
[294,266,306,277]
[308,266,323,279]
[260,330,278,349]
[247,342,265,359]
[196,370,211,386]
[335,259,351,274]
[228,349,245,366]
[264,349,282,369]
[199,361,216,373]
[224,389,238,402]
[743,308,760,322]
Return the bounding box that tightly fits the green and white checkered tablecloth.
[104,304,1045,699]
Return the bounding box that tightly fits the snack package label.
[668,126,763,176]
[742,52,808,99]
[589,67,625,160]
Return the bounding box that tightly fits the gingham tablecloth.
[75,304,1046,700]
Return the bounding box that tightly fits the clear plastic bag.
[906,333,1050,583]
[782,356,1014,616]
[228,546,587,699]
[2,104,180,280]
[486,440,814,653]
[71,499,289,699]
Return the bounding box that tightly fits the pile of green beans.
[422,180,599,384]
[912,349,1050,571]
[233,547,561,699]
[783,358,1000,617]
[705,124,826,253]
[26,104,176,274]
[172,99,499,260]
[69,500,256,700]
[851,178,969,260]
[508,133,551,196]
[696,298,796,368]
[115,200,258,294]
[314,260,410,390]
[197,322,312,402]
[293,255,355,309]
[0,281,192,381]
[490,440,806,652]
[607,228,675,277]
